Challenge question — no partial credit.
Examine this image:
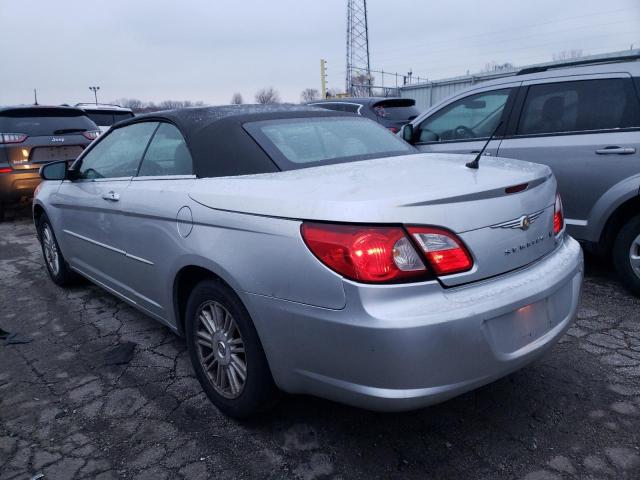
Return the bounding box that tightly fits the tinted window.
[85,111,134,127]
[518,79,640,135]
[86,112,115,127]
[77,122,157,179]
[311,103,345,112]
[418,89,510,142]
[245,117,415,169]
[138,123,193,176]
[0,108,97,136]
[372,104,420,121]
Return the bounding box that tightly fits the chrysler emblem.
[520,215,531,231]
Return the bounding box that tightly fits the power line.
[373,6,638,57]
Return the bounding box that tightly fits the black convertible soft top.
[115,105,353,178]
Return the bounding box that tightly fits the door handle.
[102,191,120,202]
[595,146,636,155]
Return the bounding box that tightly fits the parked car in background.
[309,97,420,132]
[76,103,134,133]
[402,56,640,295]
[0,105,99,220]
[34,105,582,417]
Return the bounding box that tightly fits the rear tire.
[185,279,279,418]
[38,213,77,287]
[613,215,640,297]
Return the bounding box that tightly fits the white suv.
[75,103,134,133]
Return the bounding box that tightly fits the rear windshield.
[0,108,97,136]
[372,102,420,121]
[85,110,134,127]
[244,117,416,170]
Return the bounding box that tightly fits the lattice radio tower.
[345,0,371,96]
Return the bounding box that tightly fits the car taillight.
[387,127,399,134]
[407,226,473,275]
[0,133,28,144]
[553,193,564,235]
[0,167,13,174]
[83,130,100,140]
[301,222,428,283]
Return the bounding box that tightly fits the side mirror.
[39,160,68,181]
[401,123,414,143]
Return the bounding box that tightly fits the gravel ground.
[1,206,639,480]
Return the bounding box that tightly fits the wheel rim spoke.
[195,300,247,399]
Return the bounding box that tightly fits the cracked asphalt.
[1,206,640,480]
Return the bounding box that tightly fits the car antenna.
[465,120,503,169]
[33,88,39,106]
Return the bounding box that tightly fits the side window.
[138,123,193,177]
[417,89,511,143]
[78,122,158,179]
[343,104,362,114]
[517,79,640,136]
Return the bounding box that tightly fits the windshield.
[244,117,416,170]
[0,108,97,136]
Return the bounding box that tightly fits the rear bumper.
[0,170,40,202]
[242,236,584,411]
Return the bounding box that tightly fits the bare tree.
[113,98,144,110]
[480,62,516,73]
[231,93,243,105]
[552,49,583,61]
[255,87,280,104]
[300,88,320,103]
[350,72,375,97]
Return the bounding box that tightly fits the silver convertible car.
[33,105,583,417]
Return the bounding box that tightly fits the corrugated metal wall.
[399,50,640,111]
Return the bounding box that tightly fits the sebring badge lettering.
[504,235,546,256]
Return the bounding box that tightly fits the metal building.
[399,49,640,111]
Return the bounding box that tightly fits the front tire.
[613,215,640,296]
[38,214,77,287]
[185,279,279,418]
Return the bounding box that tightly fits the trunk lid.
[189,153,558,285]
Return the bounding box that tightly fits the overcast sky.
[1,0,638,106]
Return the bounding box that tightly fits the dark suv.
[308,97,420,133]
[0,106,99,219]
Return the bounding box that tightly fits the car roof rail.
[516,53,640,76]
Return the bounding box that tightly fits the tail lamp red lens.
[301,222,473,283]
[300,223,427,283]
[387,127,399,134]
[0,133,28,144]
[82,130,100,140]
[0,167,13,174]
[553,193,564,235]
[407,226,473,275]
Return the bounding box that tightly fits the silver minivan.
[403,57,640,294]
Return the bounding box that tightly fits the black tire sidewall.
[185,279,278,418]
[38,214,74,286]
[613,215,640,296]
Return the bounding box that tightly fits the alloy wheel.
[42,225,60,276]
[195,301,247,399]
[630,233,640,278]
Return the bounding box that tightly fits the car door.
[53,121,158,296]
[114,122,195,321]
[413,85,520,156]
[497,74,640,242]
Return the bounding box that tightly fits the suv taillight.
[0,133,28,144]
[301,223,428,283]
[407,226,473,275]
[553,193,564,235]
[301,222,474,283]
[82,130,100,140]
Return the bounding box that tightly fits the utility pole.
[89,86,100,105]
[320,59,328,99]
